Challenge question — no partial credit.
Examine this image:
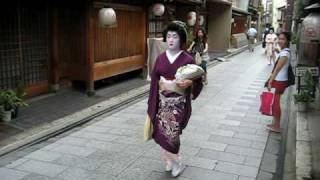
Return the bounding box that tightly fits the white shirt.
[166,50,183,64]
[275,48,291,81]
[247,28,257,37]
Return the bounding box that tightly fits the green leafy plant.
[294,71,316,103]
[294,90,314,103]
[0,90,27,111]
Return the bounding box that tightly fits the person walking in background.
[266,32,292,133]
[265,28,278,65]
[247,26,257,52]
[187,28,210,85]
[262,23,271,49]
[276,23,283,35]
[147,21,203,177]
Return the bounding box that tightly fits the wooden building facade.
[0,0,147,97]
[0,0,207,97]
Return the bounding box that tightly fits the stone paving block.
[184,140,227,152]
[227,111,247,117]
[244,156,261,167]
[234,133,268,142]
[95,160,133,176]
[146,171,191,180]
[20,173,61,180]
[85,172,116,180]
[217,120,241,126]
[129,157,164,172]
[57,167,89,180]
[0,167,29,180]
[49,144,96,157]
[238,176,255,180]
[210,129,235,137]
[53,154,105,171]
[88,150,139,164]
[208,135,252,147]
[260,153,277,173]
[179,145,201,156]
[81,125,112,133]
[182,166,238,180]
[24,150,62,162]
[197,148,245,164]
[5,158,29,169]
[56,136,88,146]
[84,140,128,152]
[215,161,259,177]
[257,170,273,180]
[239,122,265,129]
[219,125,257,134]
[116,167,152,180]
[184,156,218,170]
[15,160,67,177]
[265,138,280,155]
[251,141,267,150]
[226,145,264,158]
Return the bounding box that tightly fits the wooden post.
[86,0,95,96]
[51,7,60,92]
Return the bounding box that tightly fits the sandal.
[266,126,281,133]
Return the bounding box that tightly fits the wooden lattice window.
[0,2,49,90]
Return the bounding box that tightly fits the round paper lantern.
[199,15,204,26]
[99,8,117,27]
[187,11,196,26]
[152,3,165,16]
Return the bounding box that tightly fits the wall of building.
[207,3,232,52]
[272,0,286,30]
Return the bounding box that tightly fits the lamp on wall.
[99,7,117,27]
[187,11,197,26]
[199,15,205,26]
[152,3,165,16]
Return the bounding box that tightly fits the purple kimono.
[147,51,203,154]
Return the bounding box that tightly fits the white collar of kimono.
[166,50,183,64]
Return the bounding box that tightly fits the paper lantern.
[152,3,165,16]
[199,15,204,26]
[187,11,196,26]
[99,8,117,27]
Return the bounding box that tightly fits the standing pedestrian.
[187,28,210,85]
[147,21,203,177]
[265,28,278,65]
[266,32,292,133]
[247,26,257,52]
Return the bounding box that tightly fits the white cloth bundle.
[175,64,205,81]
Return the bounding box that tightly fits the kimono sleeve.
[147,57,160,123]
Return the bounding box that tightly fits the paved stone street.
[0,46,277,180]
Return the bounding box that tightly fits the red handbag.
[259,91,274,116]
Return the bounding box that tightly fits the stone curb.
[0,44,253,157]
[296,111,312,180]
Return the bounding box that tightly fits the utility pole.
[284,0,294,32]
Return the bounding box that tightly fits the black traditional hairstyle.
[162,21,187,47]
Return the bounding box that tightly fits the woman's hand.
[267,80,272,91]
[177,79,193,89]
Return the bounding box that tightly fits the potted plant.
[0,90,27,122]
[294,90,314,112]
[12,82,27,118]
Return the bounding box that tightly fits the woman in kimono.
[147,21,203,177]
[265,28,278,65]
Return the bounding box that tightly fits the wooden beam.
[25,81,49,98]
[52,7,60,85]
[93,55,144,81]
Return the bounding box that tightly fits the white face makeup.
[166,31,181,51]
